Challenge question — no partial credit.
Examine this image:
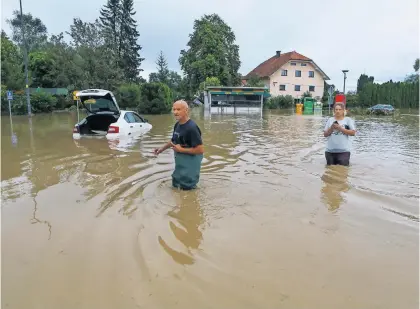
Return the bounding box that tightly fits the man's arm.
[154,140,172,155]
[173,144,204,155]
[172,124,204,155]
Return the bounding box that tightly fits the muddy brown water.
[1,108,419,309]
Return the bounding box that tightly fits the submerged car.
[72,89,152,139]
[367,104,395,115]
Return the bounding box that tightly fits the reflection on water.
[158,189,204,265]
[30,192,52,240]
[1,108,419,309]
[321,165,350,212]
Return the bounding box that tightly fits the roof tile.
[245,51,311,78]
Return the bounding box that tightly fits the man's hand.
[170,142,184,153]
[153,148,161,156]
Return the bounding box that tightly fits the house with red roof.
[243,50,330,100]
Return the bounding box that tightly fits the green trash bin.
[303,97,315,114]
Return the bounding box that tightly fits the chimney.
[276,50,281,57]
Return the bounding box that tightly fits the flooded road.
[1,108,419,309]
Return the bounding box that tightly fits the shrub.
[265,95,294,109]
[115,83,141,109]
[138,82,173,114]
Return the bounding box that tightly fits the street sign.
[328,86,334,96]
[73,90,79,101]
[7,90,13,100]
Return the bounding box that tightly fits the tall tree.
[414,58,419,72]
[99,0,121,52]
[68,17,124,90]
[67,18,104,48]
[405,58,420,83]
[28,51,56,88]
[179,14,241,94]
[155,51,169,83]
[1,31,25,89]
[44,33,78,89]
[357,74,374,93]
[119,0,144,80]
[6,10,47,51]
[99,0,144,81]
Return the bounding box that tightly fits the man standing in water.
[323,102,356,166]
[154,100,204,190]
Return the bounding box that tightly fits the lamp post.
[19,0,31,116]
[342,70,349,95]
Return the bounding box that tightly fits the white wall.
[269,61,325,99]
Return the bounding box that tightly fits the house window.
[309,86,315,92]
[301,63,307,66]
[294,85,301,91]
[281,70,288,76]
[309,71,314,78]
[291,62,297,66]
[279,84,286,91]
[295,70,301,77]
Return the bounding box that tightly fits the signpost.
[328,86,334,115]
[6,90,18,145]
[7,90,13,117]
[73,90,80,122]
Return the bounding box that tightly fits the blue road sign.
[328,86,334,96]
[7,90,13,100]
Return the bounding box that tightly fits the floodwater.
[1,108,419,309]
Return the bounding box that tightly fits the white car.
[72,89,152,140]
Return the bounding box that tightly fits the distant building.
[243,50,330,100]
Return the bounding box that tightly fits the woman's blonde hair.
[334,102,345,109]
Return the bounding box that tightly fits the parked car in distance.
[367,104,395,115]
[72,89,152,140]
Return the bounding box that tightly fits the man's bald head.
[172,100,189,123]
[173,100,189,110]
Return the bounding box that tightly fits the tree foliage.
[2,7,418,115]
[115,83,141,109]
[265,95,294,109]
[357,74,375,93]
[356,79,419,108]
[149,51,169,84]
[1,31,25,89]
[353,61,419,109]
[6,10,48,51]
[138,82,173,114]
[99,0,144,81]
[179,14,241,94]
[246,74,265,87]
[199,76,221,92]
[414,58,419,72]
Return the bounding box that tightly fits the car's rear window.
[80,94,118,113]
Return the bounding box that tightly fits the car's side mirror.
[144,119,148,123]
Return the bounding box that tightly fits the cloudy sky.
[2,0,419,91]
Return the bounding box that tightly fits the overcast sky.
[2,0,419,91]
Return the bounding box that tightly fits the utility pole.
[342,70,349,95]
[19,0,31,116]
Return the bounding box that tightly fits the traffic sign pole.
[7,90,13,118]
[328,86,334,115]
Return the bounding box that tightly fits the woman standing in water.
[323,102,356,166]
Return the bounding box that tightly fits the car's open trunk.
[78,114,119,136]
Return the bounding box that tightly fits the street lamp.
[19,0,31,116]
[342,70,349,95]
